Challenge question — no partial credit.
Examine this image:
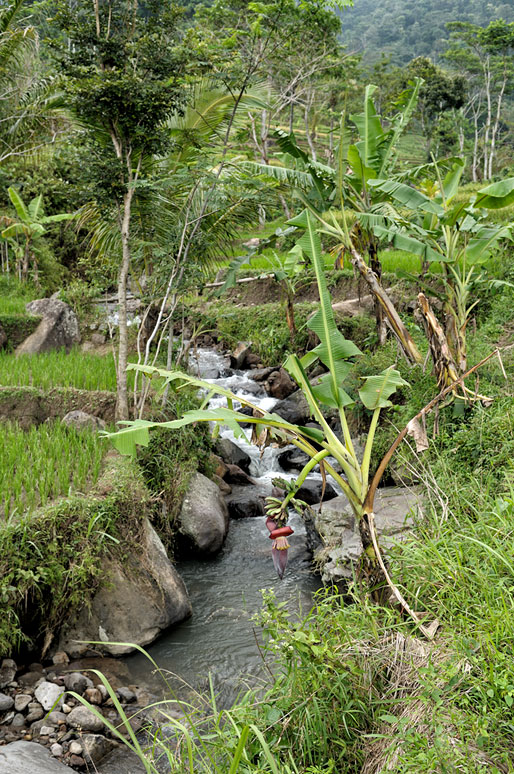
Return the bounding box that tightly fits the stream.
[123,348,324,706]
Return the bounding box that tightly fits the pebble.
[14,694,31,712]
[62,702,72,714]
[51,742,64,757]
[52,651,70,667]
[84,687,103,705]
[64,673,92,695]
[11,713,25,727]
[117,687,136,703]
[67,705,105,733]
[47,710,67,724]
[2,711,14,724]
[19,671,43,686]
[34,680,64,711]
[0,693,14,712]
[69,741,83,755]
[39,725,55,736]
[69,754,86,768]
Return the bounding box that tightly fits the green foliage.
[0,453,147,656]
[0,347,135,391]
[0,420,105,518]
[0,313,40,346]
[340,0,514,64]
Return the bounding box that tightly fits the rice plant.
[0,421,106,518]
[0,347,135,392]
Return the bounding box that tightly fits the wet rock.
[16,298,80,355]
[213,474,231,496]
[177,472,229,556]
[224,464,255,486]
[273,390,310,425]
[215,438,251,473]
[34,682,64,712]
[230,342,252,369]
[63,673,92,695]
[264,368,296,400]
[296,480,338,506]
[61,411,106,431]
[249,366,277,382]
[277,448,310,472]
[19,672,43,687]
[14,695,31,713]
[67,706,105,733]
[58,518,192,657]
[0,660,17,689]
[0,740,71,773]
[0,693,14,712]
[226,487,266,519]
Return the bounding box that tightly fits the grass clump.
[0,453,148,657]
[0,420,106,518]
[0,347,135,392]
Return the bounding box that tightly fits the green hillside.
[340,0,514,63]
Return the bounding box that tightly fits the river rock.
[0,660,16,689]
[63,672,93,695]
[14,694,31,713]
[277,448,310,472]
[230,342,252,369]
[249,366,276,382]
[58,518,192,657]
[61,411,106,431]
[16,298,80,355]
[215,438,251,473]
[310,486,422,584]
[264,368,296,400]
[296,479,338,505]
[226,487,265,519]
[97,746,146,774]
[177,472,229,556]
[82,733,115,764]
[224,464,255,486]
[34,681,64,711]
[0,741,72,773]
[273,390,310,425]
[67,706,105,733]
[0,693,14,712]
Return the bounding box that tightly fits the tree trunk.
[116,187,134,421]
[368,239,387,346]
[488,69,507,180]
[350,247,422,364]
[483,56,492,180]
[416,293,461,391]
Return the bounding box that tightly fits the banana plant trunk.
[368,239,387,346]
[350,246,422,364]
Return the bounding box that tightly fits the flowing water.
[124,349,323,705]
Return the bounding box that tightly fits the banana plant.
[1,187,75,282]
[242,82,425,362]
[366,160,514,394]
[106,212,409,597]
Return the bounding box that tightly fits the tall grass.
[0,348,135,392]
[0,275,38,314]
[0,421,106,518]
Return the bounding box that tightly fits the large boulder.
[0,741,71,774]
[273,390,310,425]
[57,518,191,657]
[309,486,421,585]
[215,438,251,473]
[16,298,80,355]
[177,472,229,556]
[226,486,265,519]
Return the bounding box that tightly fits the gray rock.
[277,448,310,472]
[215,438,251,473]
[117,687,136,703]
[69,741,83,755]
[58,518,191,657]
[249,366,277,382]
[82,733,115,764]
[226,487,265,519]
[224,464,255,486]
[25,704,44,723]
[230,341,252,369]
[51,652,69,667]
[67,705,105,733]
[14,694,31,712]
[50,744,63,758]
[16,298,80,355]
[296,479,338,506]
[63,673,92,695]
[0,741,72,773]
[18,672,43,687]
[34,682,64,711]
[46,711,67,725]
[0,660,17,689]
[61,411,106,431]
[0,693,14,712]
[11,713,25,727]
[39,726,55,736]
[96,746,146,774]
[177,472,229,556]
[273,390,310,425]
[311,486,422,584]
